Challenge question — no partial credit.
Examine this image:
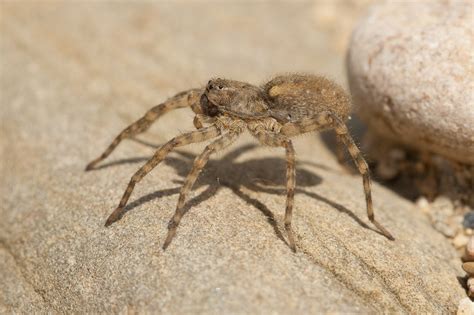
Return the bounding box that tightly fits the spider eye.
[217,85,223,90]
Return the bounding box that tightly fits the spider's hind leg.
[336,134,346,165]
[280,111,394,241]
[330,114,394,240]
[86,88,202,170]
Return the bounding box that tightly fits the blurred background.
[1,1,373,109]
[1,1,469,313]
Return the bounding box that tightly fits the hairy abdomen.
[263,74,351,122]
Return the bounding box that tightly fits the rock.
[468,278,474,298]
[347,1,474,165]
[453,233,469,250]
[428,196,458,238]
[462,262,474,275]
[0,2,465,314]
[458,298,474,315]
[466,236,474,259]
[416,197,431,214]
[464,212,474,229]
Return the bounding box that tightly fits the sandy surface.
[0,2,465,313]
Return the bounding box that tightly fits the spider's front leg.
[86,88,203,171]
[249,123,297,252]
[105,125,220,226]
[163,127,243,250]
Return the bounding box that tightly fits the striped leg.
[281,111,394,240]
[105,125,220,227]
[336,134,346,164]
[250,128,297,251]
[284,141,296,252]
[280,111,333,137]
[163,131,241,250]
[86,88,202,170]
[331,116,394,240]
[281,112,345,164]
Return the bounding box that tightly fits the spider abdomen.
[263,74,351,122]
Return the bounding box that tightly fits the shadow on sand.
[95,139,382,246]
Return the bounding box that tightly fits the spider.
[85,74,394,251]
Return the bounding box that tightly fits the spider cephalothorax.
[203,78,269,118]
[86,74,394,251]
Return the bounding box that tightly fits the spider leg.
[193,114,215,130]
[249,128,297,252]
[329,114,394,240]
[163,130,242,250]
[284,141,296,252]
[280,113,344,163]
[336,134,346,165]
[86,88,203,170]
[280,112,393,240]
[105,125,220,227]
[280,112,333,137]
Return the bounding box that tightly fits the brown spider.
[86,74,394,251]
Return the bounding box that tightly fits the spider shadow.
[102,140,380,246]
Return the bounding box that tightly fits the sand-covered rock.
[347,1,474,165]
[0,2,465,314]
[458,298,474,315]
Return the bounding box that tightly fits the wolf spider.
[86,74,394,251]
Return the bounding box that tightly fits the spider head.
[201,78,265,117]
[200,78,237,117]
